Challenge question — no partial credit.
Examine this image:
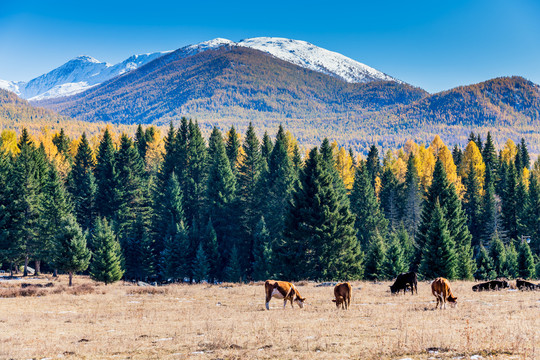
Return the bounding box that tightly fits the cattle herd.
[264,273,540,310]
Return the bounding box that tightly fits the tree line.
[0,121,538,284]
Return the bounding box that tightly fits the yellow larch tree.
[501,139,517,164]
[437,145,463,195]
[335,146,354,191]
[144,127,164,174]
[428,135,446,157]
[460,141,486,193]
[417,145,436,190]
[1,129,19,154]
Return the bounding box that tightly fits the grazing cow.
[516,279,539,290]
[431,277,458,309]
[472,280,509,292]
[265,280,306,310]
[332,282,352,309]
[390,272,418,295]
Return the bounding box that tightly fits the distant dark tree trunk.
[53,269,58,277]
[23,256,29,277]
[34,260,41,276]
[68,272,73,287]
[10,262,14,277]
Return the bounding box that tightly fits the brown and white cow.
[431,277,458,309]
[332,282,351,309]
[265,280,306,310]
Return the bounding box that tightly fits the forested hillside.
[0,122,538,283]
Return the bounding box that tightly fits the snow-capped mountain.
[1,51,170,100]
[237,37,397,83]
[0,37,397,101]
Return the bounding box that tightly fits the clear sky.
[1,0,539,93]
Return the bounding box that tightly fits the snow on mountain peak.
[72,55,103,64]
[237,37,397,84]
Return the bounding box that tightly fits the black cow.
[516,279,539,290]
[472,280,509,292]
[390,272,417,295]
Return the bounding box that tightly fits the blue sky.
[0,0,539,93]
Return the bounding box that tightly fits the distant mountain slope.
[0,88,71,124]
[1,51,170,100]
[38,46,426,124]
[400,76,540,126]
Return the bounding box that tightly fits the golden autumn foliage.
[335,146,354,190]
[501,139,518,164]
[145,127,164,174]
[460,141,486,192]
[1,129,19,154]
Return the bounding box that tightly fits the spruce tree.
[482,132,498,172]
[519,138,530,170]
[489,233,506,277]
[68,133,96,230]
[55,215,91,286]
[224,245,242,282]
[474,245,496,280]
[225,126,241,176]
[123,215,154,280]
[481,166,499,245]
[260,131,273,169]
[397,223,414,267]
[403,154,422,240]
[192,243,210,283]
[365,145,380,189]
[201,219,221,282]
[52,128,71,159]
[464,162,483,248]
[452,145,462,170]
[252,216,272,281]
[0,147,12,272]
[383,232,407,279]
[504,243,519,278]
[517,240,535,279]
[160,221,190,281]
[134,124,147,159]
[280,147,362,280]
[525,174,540,255]
[379,167,399,230]
[501,163,519,240]
[94,129,118,220]
[237,123,263,275]
[350,164,388,248]
[206,127,238,272]
[364,230,386,280]
[90,218,124,285]
[420,200,457,280]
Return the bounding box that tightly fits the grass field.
[0,276,539,359]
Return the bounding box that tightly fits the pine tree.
[489,233,506,277]
[51,128,71,158]
[90,218,124,285]
[504,243,519,279]
[379,167,399,230]
[420,200,457,280]
[237,123,263,275]
[383,232,407,279]
[474,245,496,280]
[260,131,273,169]
[366,145,380,189]
[252,217,272,281]
[350,164,388,248]
[134,124,147,159]
[55,215,91,286]
[482,132,498,172]
[224,245,242,282]
[519,138,530,170]
[364,230,386,280]
[481,165,500,245]
[94,129,118,219]
[225,126,241,176]
[397,223,414,266]
[403,154,422,240]
[0,146,13,273]
[525,174,540,255]
[280,147,362,280]
[464,162,483,248]
[201,219,221,282]
[192,243,209,283]
[517,240,535,279]
[206,127,238,272]
[501,163,519,240]
[68,133,96,230]
[160,221,190,281]
[452,145,462,170]
[123,215,154,280]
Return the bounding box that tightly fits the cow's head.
[447,295,458,308]
[389,285,398,294]
[332,296,344,308]
[295,296,306,308]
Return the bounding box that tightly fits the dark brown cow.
[390,272,417,295]
[265,280,306,310]
[332,282,352,309]
[516,279,539,290]
[431,277,458,309]
[472,280,509,291]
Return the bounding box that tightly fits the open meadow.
[0,276,539,360]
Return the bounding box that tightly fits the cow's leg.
[265,290,272,310]
[283,299,287,309]
[290,298,294,308]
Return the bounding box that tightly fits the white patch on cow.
[272,288,284,299]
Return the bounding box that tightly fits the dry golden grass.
[0,276,539,359]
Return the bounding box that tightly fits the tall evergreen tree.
[68,133,96,230]
[452,145,462,170]
[464,162,483,248]
[252,216,272,281]
[474,245,496,280]
[55,215,91,286]
[225,126,241,176]
[0,146,13,273]
[519,138,530,170]
[160,221,190,281]
[280,147,362,280]
[501,163,519,240]
[260,131,273,169]
[134,124,147,159]
[489,233,506,277]
[379,167,399,230]
[482,132,498,172]
[350,164,388,249]
[481,166,500,244]
[224,245,242,282]
[383,232,407,279]
[90,218,124,284]
[364,230,386,280]
[94,129,118,219]
[365,145,380,188]
[192,243,209,283]
[123,214,154,280]
[504,242,519,278]
[403,155,422,240]
[517,240,535,279]
[52,128,71,158]
[201,219,221,282]
[420,200,457,280]
[525,174,540,255]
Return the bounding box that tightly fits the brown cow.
[431,277,458,309]
[332,282,352,309]
[265,280,306,310]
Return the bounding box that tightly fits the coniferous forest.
[0,120,539,284]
